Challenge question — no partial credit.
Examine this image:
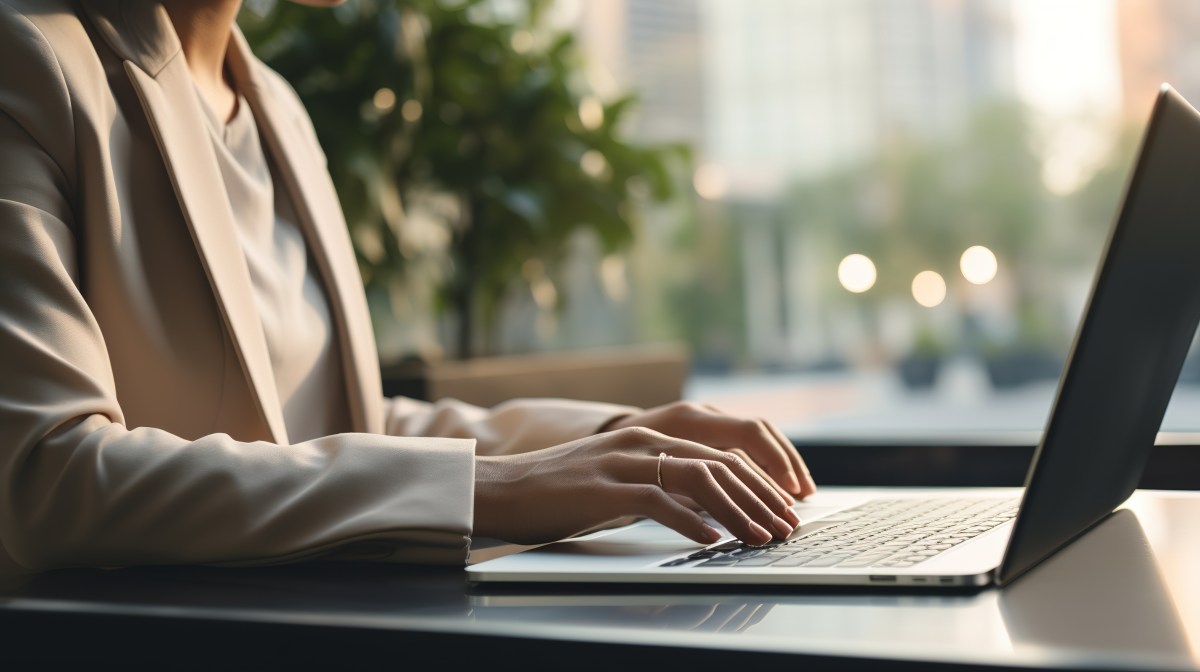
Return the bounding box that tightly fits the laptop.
[468,84,1200,589]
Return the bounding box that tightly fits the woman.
[0,0,814,577]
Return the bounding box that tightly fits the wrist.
[472,455,505,538]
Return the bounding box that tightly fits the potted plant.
[897,324,945,390]
[241,0,690,405]
[981,304,1064,390]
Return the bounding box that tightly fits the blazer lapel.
[227,30,384,435]
[83,1,291,444]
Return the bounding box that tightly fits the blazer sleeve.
[384,396,641,457]
[0,9,475,576]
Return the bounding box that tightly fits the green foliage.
[239,0,683,357]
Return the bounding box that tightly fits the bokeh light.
[837,254,877,293]
[693,163,728,200]
[578,96,605,131]
[580,150,609,178]
[912,271,947,307]
[510,30,534,54]
[372,87,396,113]
[401,99,423,122]
[960,245,998,285]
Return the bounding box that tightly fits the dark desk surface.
[3,488,1199,671]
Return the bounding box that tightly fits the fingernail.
[771,516,793,539]
[782,507,800,527]
[704,526,722,543]
[749,522,772,545]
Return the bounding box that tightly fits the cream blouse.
[198,91,351,443]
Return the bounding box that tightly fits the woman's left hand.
[602,402,816,500]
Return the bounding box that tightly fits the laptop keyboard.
[660,497,1018,569]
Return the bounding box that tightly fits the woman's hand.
[472,427,801,546]
[602,402,816,499]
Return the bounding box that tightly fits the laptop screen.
[999,85,1200,586]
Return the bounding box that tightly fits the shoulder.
[0,0,88,57]
[0,0,81,72]
[0,0,81,170]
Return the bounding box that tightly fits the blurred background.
[240,0,1200,440]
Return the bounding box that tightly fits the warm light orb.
[580,150,608,178]
[960,245,998,285]
[578,96,605,131]
[372,87,396,113]
[511,30,534,54]
[837,254,877,293]
[401,99,423,122]
[693,163,728,200]
[912,270,947,308]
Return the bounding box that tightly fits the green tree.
[240,0,683,357]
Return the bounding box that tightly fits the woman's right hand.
[472,427,801,546]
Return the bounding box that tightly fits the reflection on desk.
[1001,509,1191,663]
[2,488,1199,670]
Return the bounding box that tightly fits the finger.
[618,483,722,545]
[687,412,802,496]
[762,421,817,498]
[665,443,798,527]
[669,492,703,512]
[729,447,795,507]
[701,459,797,537]
[659,458,775,545]
[749,419,804,495]
[612,434,794,531]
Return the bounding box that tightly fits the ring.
[657,452,669,488]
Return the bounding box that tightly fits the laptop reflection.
[1000,509,1191,662]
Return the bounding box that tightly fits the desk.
[3,487,1199,671]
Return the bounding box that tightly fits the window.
[532,0,1200,438]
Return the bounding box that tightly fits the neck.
[162,0,242,120]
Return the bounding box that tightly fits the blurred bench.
[381,343,689,409]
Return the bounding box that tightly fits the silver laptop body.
[468,85,1200,589]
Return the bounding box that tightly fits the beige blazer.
[0,0,635,577]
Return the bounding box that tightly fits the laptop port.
[869,575,897,582]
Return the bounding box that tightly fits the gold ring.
[657,451,669,488]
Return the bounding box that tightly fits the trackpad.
[543,506,852,557]
[542,521,704,557]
